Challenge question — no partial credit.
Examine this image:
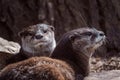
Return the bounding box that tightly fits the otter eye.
[27,31,34,36]
[82,32,92,36]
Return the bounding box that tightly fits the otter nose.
[35,35,43,39]
[99,32,105,37]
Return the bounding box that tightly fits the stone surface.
[84,70,120,80]
[0,37,20,54]
[91,57,120,73]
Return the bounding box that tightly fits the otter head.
[19,24,56,57]
[52,28,105,57]
[69,28,106,57]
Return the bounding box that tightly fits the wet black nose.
[35,35,43,39]
[99,32,105,37]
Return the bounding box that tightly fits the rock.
[91,57,120,72]
[84,70,120,80]
[0,37,21,70]
[0,37,20,54]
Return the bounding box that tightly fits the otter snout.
[35,34,43,39]
[98,31,105,37]
[95,31,105,43]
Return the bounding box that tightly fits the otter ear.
[50,26,55,31]
[18,30,26,38]
[69,35,76,42]
[69,33,82,42]
[18,31,23,37]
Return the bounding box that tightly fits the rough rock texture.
[91,57,120,73]
[0,0,120,57]
[0,37,20,70]
[86,57,120,80]
[84,70,120,80]
[0,37,20,54]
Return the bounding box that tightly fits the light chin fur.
[22,42,55,57]
[21,36,56,57]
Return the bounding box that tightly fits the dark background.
[0,0,120,57]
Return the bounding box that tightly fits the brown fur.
[0,57,74,80]
[0,28,105,80]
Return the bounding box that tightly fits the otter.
[7,23,56,64]
[0,28,105,80]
